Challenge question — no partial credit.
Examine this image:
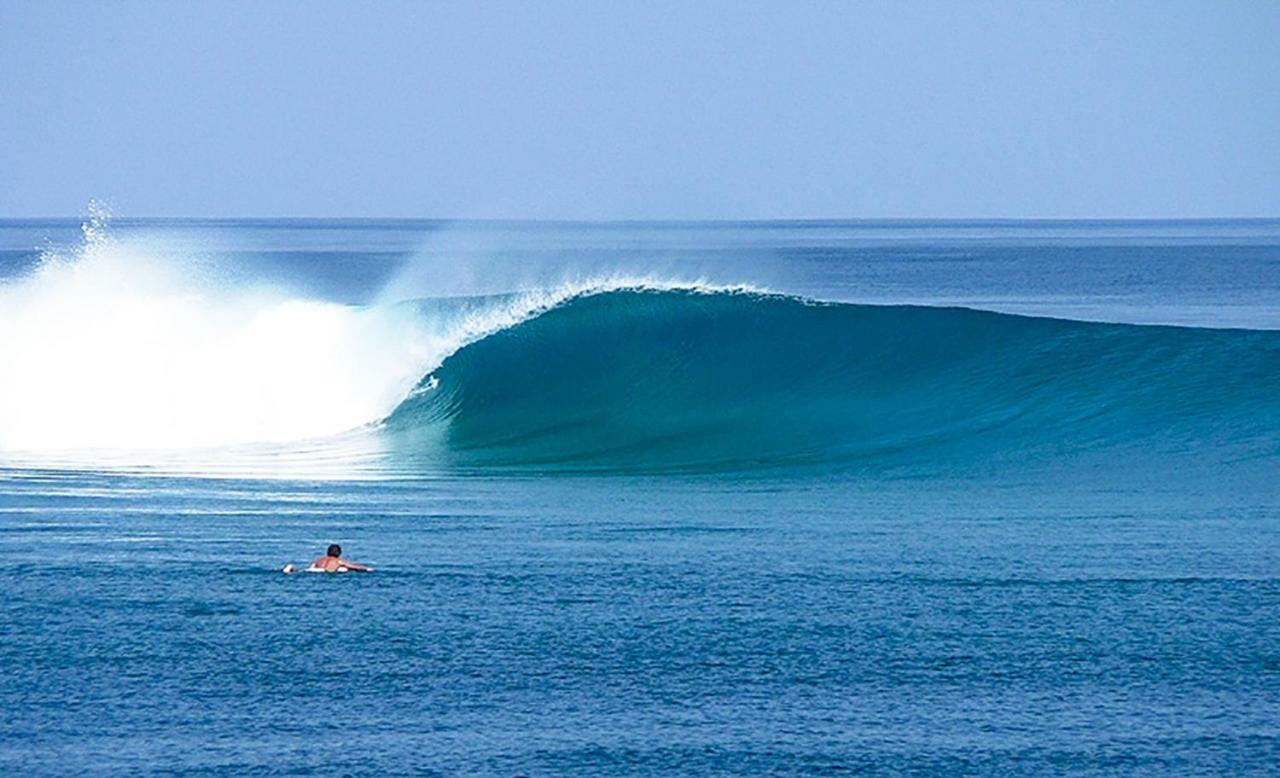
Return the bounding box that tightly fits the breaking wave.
[2,209,1276,476]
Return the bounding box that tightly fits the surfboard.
[282,563,356,574]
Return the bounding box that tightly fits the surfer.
[282,544,374,574]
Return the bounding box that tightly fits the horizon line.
[3,215,1280,225]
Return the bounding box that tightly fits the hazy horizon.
[5,214,1280,224]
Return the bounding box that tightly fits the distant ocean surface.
[1,217,1277,775]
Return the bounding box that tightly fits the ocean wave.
[385,289,1280,473]
[1,209,1276,475]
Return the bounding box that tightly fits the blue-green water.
[1,219,1278,774]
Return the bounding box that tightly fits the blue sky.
[1,1,1277,218]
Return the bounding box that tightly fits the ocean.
[0,217,1277,775]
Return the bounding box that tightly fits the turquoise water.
[1,219,1278,774]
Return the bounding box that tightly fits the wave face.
[387,289,1280,473]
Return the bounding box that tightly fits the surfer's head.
[327,544,342,558]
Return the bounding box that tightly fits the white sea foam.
[0,207,756,455]
[0,208,430,452]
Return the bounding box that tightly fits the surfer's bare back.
[282,544,374,574]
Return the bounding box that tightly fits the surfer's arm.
[339,558,374,572]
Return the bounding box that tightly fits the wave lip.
[386,289,1280,473]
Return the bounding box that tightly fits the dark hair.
[327,544,342,557]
